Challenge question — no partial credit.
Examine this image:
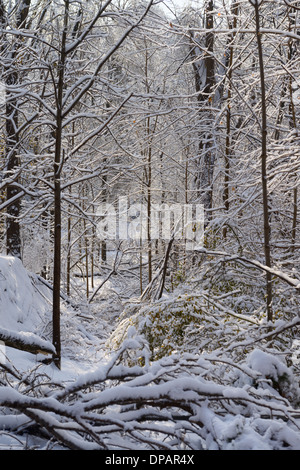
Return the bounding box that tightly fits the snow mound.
[0,256,51,333]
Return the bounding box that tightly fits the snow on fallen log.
[0,327,55,356]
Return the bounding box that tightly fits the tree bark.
[157,236,174,300]
[223,2,239,238]
[50,0,154,368]
[52,1,69,369]
[189,1,215,215]
[287,8,299,253]
[3,0,31,258]
[253,0,273,321]
[0,328,55,356]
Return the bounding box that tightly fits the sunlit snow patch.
[0,255,51,333]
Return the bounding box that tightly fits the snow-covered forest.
[1,0,300,451]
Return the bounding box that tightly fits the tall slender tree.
[189,0,215,216]
[1,0,31,258]
[49,0,155,367]
[252,0,273,321]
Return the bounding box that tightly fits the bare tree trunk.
[190,0,215,215]
[5,70,21,258]
[101,158,107,264]
[51,0,154,368]
[147,145,152,284]
[52,0,69,369]
[291,187,298,252]
[223,2,239,238]
[204,0,215,96]
[288,9,299,253]
[157,237,174,300]
[253,0,273,322]
[2,0,31,258]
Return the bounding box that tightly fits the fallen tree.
[1,332,300,450]
[0,327,55,356]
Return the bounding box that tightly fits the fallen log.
[0,327,55,356]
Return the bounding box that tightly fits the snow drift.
[0,256,53,355]
[0,256,51,332]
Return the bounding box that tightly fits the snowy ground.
[0,255,118,449]
[2,256,300,451]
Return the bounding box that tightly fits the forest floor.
[2,255,300,451]
[0,255,125,449]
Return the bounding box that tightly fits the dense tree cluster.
[1,0,300,450]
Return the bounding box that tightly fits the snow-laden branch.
[180,26,300,42]
[88,247,123,303]
[0,327,55,356]
[1,336,300,450]
[62,0,155,118]
[68,93,133,157]
[65,0,114,55]
[195,247,300,290]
